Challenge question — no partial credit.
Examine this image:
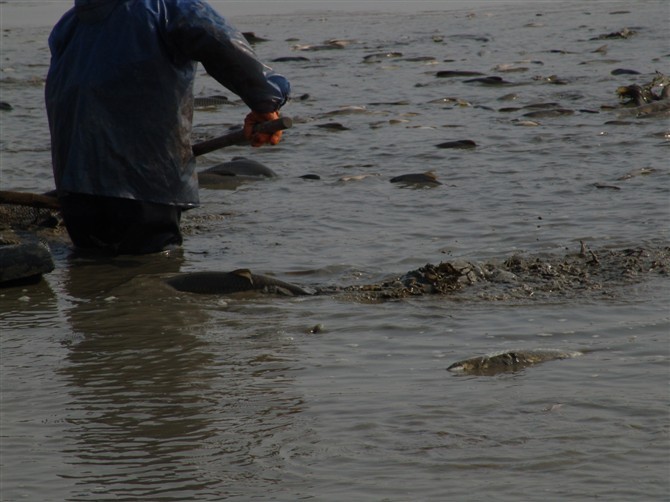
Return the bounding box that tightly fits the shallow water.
[1,1,669,501]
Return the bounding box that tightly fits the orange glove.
[244,111,282,147]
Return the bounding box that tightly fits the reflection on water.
[58,251,213,498]
[54,252,308,500]
[0,277,58,328]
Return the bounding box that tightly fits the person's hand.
[244,111,282,147]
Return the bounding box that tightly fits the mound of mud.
[335,244,669,302]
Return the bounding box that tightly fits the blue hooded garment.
[45,0,290,207]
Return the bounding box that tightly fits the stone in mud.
[368,100,410,106]
[534,74,569,85]
[614,73,670,117]
[400,56,436,63]
[321,106,370,117]
[293,39,351,51]
[616,168,656,181]
[164,269,313,296]
[617,84,657,106]
[463,76,512,86]
[493,64,529,73]
[427,97,472,107]
[593,182,621,190]
[435,139,476,149]
[447,349,583,376]
[363,52,403,62]
[0,240,54,286]
[447,34,490,43]
[200,157,277,178]
[591,27,636,40]
[523,102,561,110]
[436,70,484,78]
[272,56,310,62]
[512,119,541,127]
[339,173,379,182]
[390,172,442,186]
[242,32,269,44]
[522,108,574,118]
[316,122,350,131]
[198,157,277,188]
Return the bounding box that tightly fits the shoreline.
[2,0,536,28]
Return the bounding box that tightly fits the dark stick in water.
[0,117,294,210]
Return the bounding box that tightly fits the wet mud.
[326,244,669,303]
[2,202,668,303]
[147,243,670,302]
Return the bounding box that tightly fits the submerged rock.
[390,172,442,186]
[463,76,513,86]
[591,27,636,40]
[164,269,313,296]
[435,70,484,78]
[522,108,574,118]
[198,157,277,189]
[447,349,583,376]
[435,139,477,149]
[0,240,54,286]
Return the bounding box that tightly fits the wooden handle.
[0,117,294,210]
[191,116,293,157]
[0,190,60,209]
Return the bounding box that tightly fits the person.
[45,0,290,255]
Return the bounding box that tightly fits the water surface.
[1,1,669,500]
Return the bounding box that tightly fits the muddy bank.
[331,244,669,302]
[2,204,668,304]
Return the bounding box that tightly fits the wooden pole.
[0,190,60,209]
[1,117,293,210]
[191,116,292,157]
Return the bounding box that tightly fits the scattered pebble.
[435,70,484,78]
[463,76,512,85]
[591,27,636,40]
[316,122,349,131]
[593,183,621,190]
[611,68,640,75]
[390,172,441,186]
[435,139,477,149]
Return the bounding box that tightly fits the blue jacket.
[45,0,290,207]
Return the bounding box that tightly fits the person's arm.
[164,0,289,114]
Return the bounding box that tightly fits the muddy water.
[1,1,669,500]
